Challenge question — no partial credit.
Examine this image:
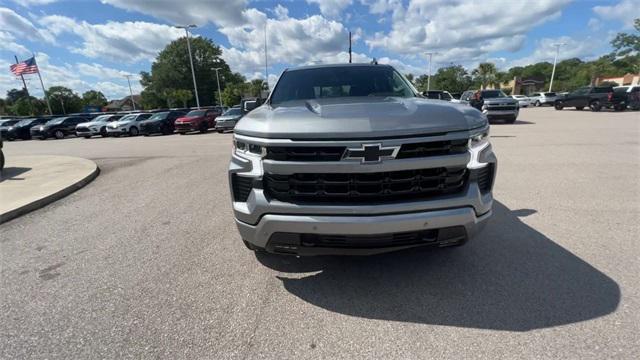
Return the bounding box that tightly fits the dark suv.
[555,86,627,111]
[5,117,50,140]
[139,111,186,136]
[30,116,87,140]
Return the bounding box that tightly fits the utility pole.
[264,21,269,89]
[424,52,437,91]
[549,43,566,92]
[212,67,223,107]
[348,31,352,63]
[175,24,200,108]
[124,74,136,110]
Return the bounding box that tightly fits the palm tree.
[472,62,498,89]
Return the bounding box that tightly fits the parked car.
[423,90,456,102]
[510,95,531,107]
[554,86,627,112]
[174,108,220,134]
[475,89,519,123]
[214,106,243,133]
[4,117,50,140]
[528,92,557,106]
[139,111,186,136]
[31,116,88,140]
[614,85,640,110]
[76,114,123,138]
[106,113,152,136]
[0,119,20,139]
[230,63,496,255]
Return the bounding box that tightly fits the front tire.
[555,101,564,110]
[506,115,517,124]
[535,100,541,107]
[576,106,584,111]
[54,130,64,139]
[100,127,108,137]
[590,100,602,112]
[129,127,139,136]
[83,136,91,139]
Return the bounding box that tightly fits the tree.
[428,65,473,93]
[82,90,107,107]
[6,88,28,104]
[170,89,193,108]
[472,63,498,89]
[46,86,82,115]
[142,37,235,107]
[404,73,415,83]
[611,18,640,57]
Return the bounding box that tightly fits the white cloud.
[0,31,31,55]
[9,0,59,6]
[101,0,248,27]
[587,18,602,32]
[509,36,601,68]
[0,7,53,43]
[306,0,353,18]
[593,0,638,29]
[76,63,129,80]
[365,0,570,64]
[273,4,289,20]
[38,15,184,62]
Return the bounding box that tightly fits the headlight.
[40,126,44,130]
[467,129,490,169]
[233,138,266,158]
[481,104,488,111]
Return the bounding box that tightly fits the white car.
[106,113,153,136]
[76,114,123,138]
[528,92,557,107]
[511,95,531,107]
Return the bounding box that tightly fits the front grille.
[175,123,194,130]
[231,174,253,202]
[264,166,468,204]
[265,139,468,162]
[76,127,89,132]
[476,164,494,193]
[487,106,516,111]
[266,146,346,161]
[396,139,468,159]
[301,230,438,248]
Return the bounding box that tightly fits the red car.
[174,108,221,134]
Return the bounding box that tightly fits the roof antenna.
[371,58,378,65]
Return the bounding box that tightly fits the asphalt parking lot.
[1,107,638,359]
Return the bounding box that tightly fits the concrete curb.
[0,164,100,225]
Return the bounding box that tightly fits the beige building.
[595,73,640,86]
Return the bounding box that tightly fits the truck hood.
[234,97,486,139]
[175,116,201,123]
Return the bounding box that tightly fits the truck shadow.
[256,201,620,331]
[0,167,31,182]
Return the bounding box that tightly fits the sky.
[0,0,637,100]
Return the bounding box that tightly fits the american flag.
[10,57,39,76]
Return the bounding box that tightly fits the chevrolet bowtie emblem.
[342,143,400,163]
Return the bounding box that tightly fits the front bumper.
[106,127,127,134]
[483,109,518,118]
[175,123,197,133]
[229,133,497,255]
[76,128,101,136]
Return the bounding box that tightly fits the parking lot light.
[212,67,223,107]
[175,24,200,109]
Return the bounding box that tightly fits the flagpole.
[33,54,53,115]
[14,55,34,115]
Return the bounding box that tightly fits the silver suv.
[229,64,496,256]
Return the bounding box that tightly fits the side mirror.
[243,101,258,113]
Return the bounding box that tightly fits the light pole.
[212,67,223,107]
[549,43,566,92]
[424,52,438,91]
[175,24,200,109]
[124,74,136,110]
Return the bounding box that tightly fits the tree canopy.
[46,86,82,115]
[82,90,107,107]
[140,36,244,108]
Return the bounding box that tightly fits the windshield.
[119,114,136,122]
[544,92,556,96]
[16,119,36,126]
[223,108,242,116]
[92,115,111,122]
[481,90,507,98]
[1,120,20,126]
[148,112,168,121]
[48,117,67,125]
[270,65,416,104]
[186,110,206,117]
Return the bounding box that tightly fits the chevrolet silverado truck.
[229,64,496,256]
[554,86,627,111]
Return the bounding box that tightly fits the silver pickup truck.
[229,64,496,256]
